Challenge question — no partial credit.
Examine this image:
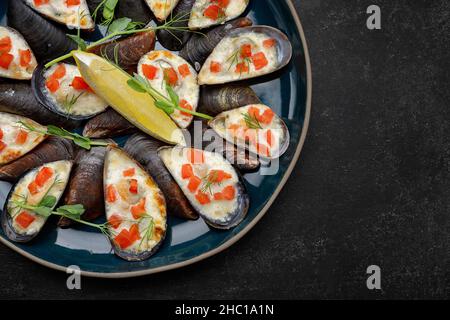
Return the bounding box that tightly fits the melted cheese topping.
[0,27,37,80]
[145,0,180,21]
[104,147,166,254]
[188,0,249,30]
[198,31,278,85]
[159,147,240,222]
[0,113,47,165]
[211,104,287,159]
[137,51,199,129]
[44,63,108,116]
[26,0,94,30]
[7,160,72,236]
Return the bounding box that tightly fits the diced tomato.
[0,128,3,140]
[45,78,60,93]
[0,36,12,53]
[106,184,117,203]
[221,185,236,200]
[108,214,122,229]
[215,0,230,8]
[35,166,53,187]
[188,176,201,193]
[15,129,28,145]
[15,211,36,229]
[204,5,222,20]
[0,53,14,70]
[213,192,224,201]
[181,163,194,179]
[195,191,211,205]
[257,143,271,157]
[260,108,275,124]
[240,44,252,58]
[208,170,232,183]
[263,38,277,48]
[19,49,32,67]
[34,0,50,6]
[0,140,6,152]
[210,61,221,73]
[187,148,204,164]
[248,106,260,119]
[130,198,146,219]
[51,64,66,80]
[179,99,193,117]
[142,64,158,80]
[235,62,249,74]
[71,76,92,92]
[129,179,138,194]
[27,181,39,195]
[251,52,268,70]
[178,64,191,78]
[266,129,274,146]
[114,229,134,249]
[123,168,135,177]
[65,0,80,6]
[163,67,178,86]
[129,224,141,242]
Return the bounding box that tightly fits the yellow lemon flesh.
[72,51,185,145]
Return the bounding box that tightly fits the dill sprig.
[242,112,263,129]
[62,92,84,114]
[200,171,221,195]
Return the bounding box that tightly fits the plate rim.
[0,0,312,279]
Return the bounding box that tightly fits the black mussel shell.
[83,108,136,138]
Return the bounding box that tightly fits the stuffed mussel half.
[0,112,47,166]
[1,160,73,242]
[137,50,199,128]
[32,63,108,120]
[198,26,292,85]
[158,146,249,229]
[209,104,290,159]
[145,0,181,22]
[188,0,250,30]
[0,26,37,80]
[104,146,167,261]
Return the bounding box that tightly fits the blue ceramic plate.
[0,0,311,278]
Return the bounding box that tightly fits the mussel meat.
[0,26,37,80]
[7,0,77,61]
[104,146,167,261]
[208,104,290,159]
[188,0,249,30]
[158,146,249,229]
[0,136,75,182]
[156,0,195,51]
[124,133,198,220]
[0,80,81,129]
[137,50,199,128]
[198,26,292,85]
[83,108,136,138]
[58,145,108,228]
[1,160,73,242]
[32,62,109,120]
[179,17,252,70]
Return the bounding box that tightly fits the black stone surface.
[0,0,449,299]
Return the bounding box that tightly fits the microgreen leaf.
[39,195,57,208]
[66,34,87,51]
[108,17,132,34]
[127,78,147,93]
[56,204,85,220]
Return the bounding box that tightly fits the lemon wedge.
[72,51,185,145]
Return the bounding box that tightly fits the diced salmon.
[0,53,14,70]
[179,99,193,117]
[0,141,6,152]
[221,185,236,200]
[129,224,141,242]
[129,179,138,194]
[45,78,60,93]
[15,129,28,145]
[251,52,269,70]
[19,49,32,67]
[235,62,249,74]
[106,184,117,203]
[71,76,92,92]
[240,44,252,58]
[260,108,275,124]
[181,163,194,179]
[142,64,158,80]
[123,168,135,177]
[114,229,133,249]
[27,181,39,195]
[204,5,222,20]
[34,0,50,6]
[195,191,211,205]
[188,176,201,193]
[66,0,80,6]
[16,211,36,229]
[108,214,122,229]
[130,198,146,219]
[208,170,232,183]
[51,64,66,80]
[35,166,53,187]
[210,61,221,73]
[263,38,277,48]
[216,0,230,8]
[178,64,191,78]
[0,36,12,53]
[163,67,178,86]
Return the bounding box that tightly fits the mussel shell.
[179,17,253,70]
[7,0,77,61]
[124,133,198,220]
[58,146,107,228]
[0,137,75,182]
[114,0,153,24]
[0,80,81,129]
[156,0,195,51]
[158,146,249,229]
[1,160,73,243]
[83,108,136,138]
[198,84,261,117]
[103,146,167,261]
[88,31,156,74]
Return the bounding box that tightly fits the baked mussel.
[32,62,108,120]
[104,146,167,261]
[145,0,181,22]
[188,0,250,30]
[1,160,73,242]
[198,26,292,85]
[208,104,290,159]
[158,146,249,229]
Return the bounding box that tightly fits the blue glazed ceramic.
[0,0,311,277]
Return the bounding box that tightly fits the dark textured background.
[1,0,449,299]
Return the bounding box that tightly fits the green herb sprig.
[242,112,263,129]
[92,0,119,27]
[200,171,221,195]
